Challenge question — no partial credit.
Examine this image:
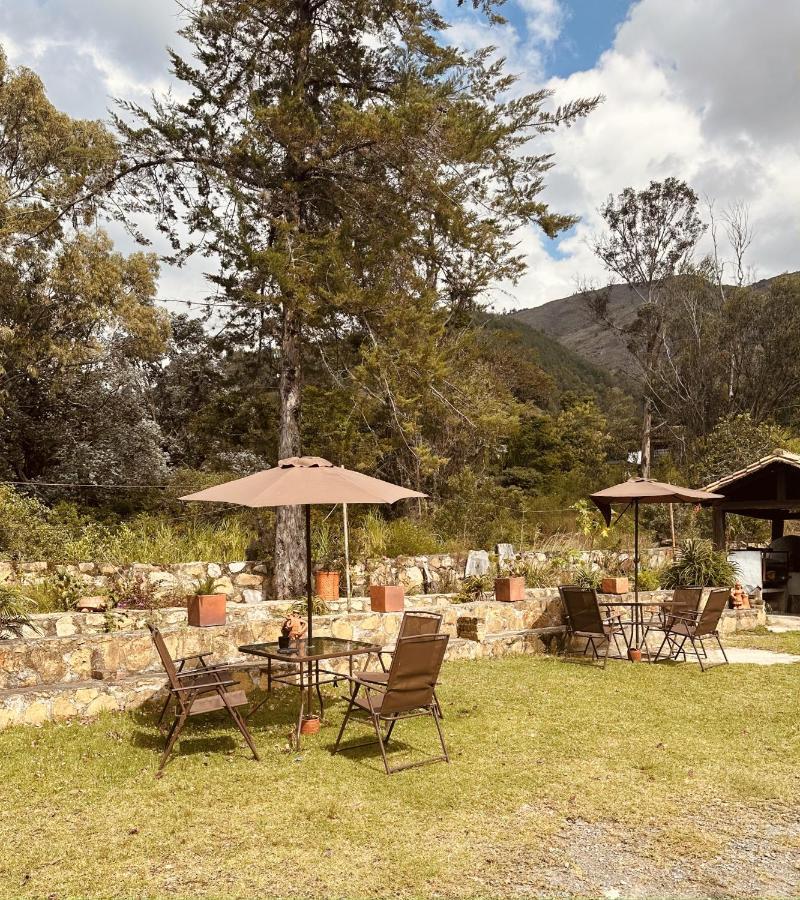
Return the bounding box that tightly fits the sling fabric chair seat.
[642,586,705,660]
[147,624,260,772]
[653,588,730,671]
[559,585,632,667]
[333,632,449,775]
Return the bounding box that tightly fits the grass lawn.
[1,644,799,899]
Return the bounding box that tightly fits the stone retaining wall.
[0,587,765,730]
[0,548,675,600]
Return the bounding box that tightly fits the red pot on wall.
[314,570,340,601]
[494,576,526,603]
[369,585,405,613]
[601,577,630,595]
[187,593,226,627]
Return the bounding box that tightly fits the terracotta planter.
[601,577,630,595]
[187,593,226,627]
[314,570,340,601]
[369,584,405,613]
[628,647,642,662]
[300,714,320,735]
[494,576,526,603]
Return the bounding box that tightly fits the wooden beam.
[712,507,726,551]
[715,499,800,511]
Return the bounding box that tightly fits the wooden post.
[712,507,726,551]
[342,503,352,606]
[669,503,676,550]
[771,517,785,541]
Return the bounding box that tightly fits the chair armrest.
[670,613,701,625]
[174,652,212,664]
[176,664,234,678]
[170,679,238,693]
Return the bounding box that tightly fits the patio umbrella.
[589,478,723,648]
[180,456,426,639]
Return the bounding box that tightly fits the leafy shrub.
[522,561,559,588]
[572,563,602,590]
[355,510,388,559]
[108,574,188,610]
[290,595,329,616]
[635,567,662,591]
[455,573,494,603]
[383,518,439,557]
[660,539,738,589]
[0,585,37,638]
[22,571,88,613]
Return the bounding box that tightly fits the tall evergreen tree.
[115,0,598,596]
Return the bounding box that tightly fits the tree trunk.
[273,302,306,600]
[640,396,652,479]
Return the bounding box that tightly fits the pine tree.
[115,0,598,596]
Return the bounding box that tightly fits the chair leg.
[601,636,611,669]
[715,632,729,665]
[220,693,260,761]
[373,714,392,775]
[159,707,188,773]
[332,687,359,754]
[384,714,399,744]
[431,706,450,763]
[690,635,706,672]
[156,693,172,730]
[654,631,670,661]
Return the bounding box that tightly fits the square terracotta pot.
[187,593,227,627]
[369,585,405,612]
[494,576,526,602]
[601,577,629,595]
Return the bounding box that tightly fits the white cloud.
[499,0,800,309]
[518,0,564,45]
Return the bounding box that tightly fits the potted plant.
[313,521,340,601]
[188,575,227,627]
[369,576,405,613]
[494,558,527,603]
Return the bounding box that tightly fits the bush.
[383,518,439,557]
[22,571,88,613]
[0,585,36,638]
[108,574,188,610]
[660,539,738,588]
[635,567,662,591]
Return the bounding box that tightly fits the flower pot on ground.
[188,576,227,627]
[300,714,320,735]
[369,584,405,612]
[601,577,630,595]
[494,576,525,602]
[314,570,340,601]
[628,647,642,662]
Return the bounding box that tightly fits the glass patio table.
[238,636,381,748]
[598,598,679,657]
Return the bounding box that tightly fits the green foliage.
[636,568,662,591]
[660,539,738,589]
[0,584,36,638]
[692,413,792,485]
[290,596,329,617]
[23,571,87,613]
[107,574,187,611]
[194,576,222,596]
[354,511,389,560]
[455,574,494,604]
[572,563,602,590]
[383,518,439,558]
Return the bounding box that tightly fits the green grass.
[1,654,798,898]
[726,626,800,655]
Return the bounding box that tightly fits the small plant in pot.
[188,575,227,627]
[494,557,527,602]
[312,521,341,601]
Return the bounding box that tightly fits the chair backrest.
[398,610,443,639]
[695,588,729,636]
[559,586,605,635]
[667,586,703,626]
[381,633,449,716]
[147,624,181,691]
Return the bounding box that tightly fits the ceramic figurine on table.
[278,612,307,650]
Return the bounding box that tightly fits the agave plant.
[661,539,738,588]
[0,585,37,638]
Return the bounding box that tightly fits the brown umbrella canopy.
[590,478,723,526]
[180,457,426,643]
[181,457,426,507]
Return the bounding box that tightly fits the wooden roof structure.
[704,449,800,546]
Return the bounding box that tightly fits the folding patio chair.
[559,585,630,667]
[653,588,730,671]
[333,632,449,774]
[147,624,259,772]
[642,586,703,659]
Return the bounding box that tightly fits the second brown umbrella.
[589,478,723,650]
[180,456,426,639]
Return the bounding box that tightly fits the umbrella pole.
[634,498,640,648]
[305,503,313,724]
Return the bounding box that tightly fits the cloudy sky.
[1,0,798,310]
